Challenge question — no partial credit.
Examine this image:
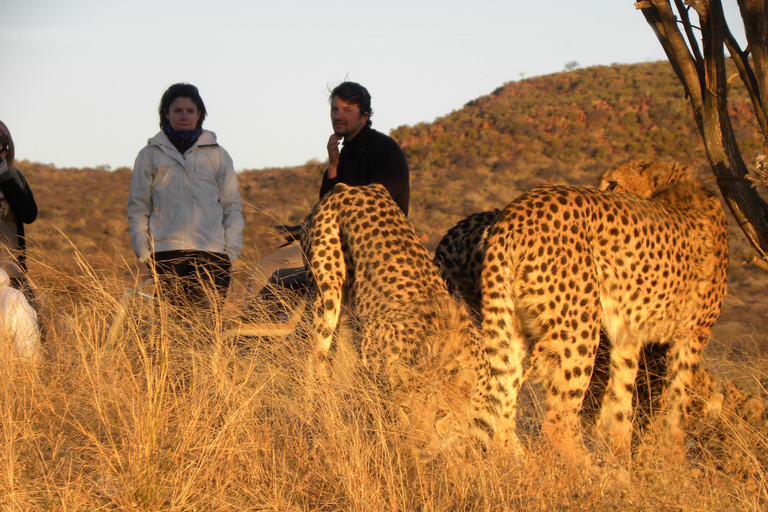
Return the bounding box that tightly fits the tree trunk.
[637,0,768,270]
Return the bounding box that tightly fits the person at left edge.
[0,121,39,311]
[127,83,244,313]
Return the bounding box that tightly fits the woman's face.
[165,97,201,131]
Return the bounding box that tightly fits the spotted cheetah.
[481,177,728,458]
[435,161,732,450]
[300,183,491,456]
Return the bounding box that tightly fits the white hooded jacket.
[0,268,41,360]
[127,130,244,263]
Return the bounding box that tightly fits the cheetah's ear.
[647,163,665,190]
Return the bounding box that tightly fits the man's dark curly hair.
[329,81,373,127]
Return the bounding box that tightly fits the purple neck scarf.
[164,126,203,154]
[164,126,202,142]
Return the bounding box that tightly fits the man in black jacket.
[320,81,410,215]
[244,82,410,319]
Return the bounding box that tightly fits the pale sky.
[1,0,748,171]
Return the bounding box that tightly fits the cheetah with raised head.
[435,161,759,454]
[481,174,728,458]
[433,205,747,435]
[300,182,491,456]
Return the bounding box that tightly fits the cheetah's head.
[390,362,479,461]
[598,159,693,197]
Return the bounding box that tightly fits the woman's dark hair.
[329,82,373,127]
[158,83,207,129]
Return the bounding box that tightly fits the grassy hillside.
[393,61,763,174]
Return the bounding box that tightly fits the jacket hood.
[0,268,10,288]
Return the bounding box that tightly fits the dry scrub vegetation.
[0,246,764,511]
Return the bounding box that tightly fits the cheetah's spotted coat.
[480,176,728,457]
[300,183,491,456]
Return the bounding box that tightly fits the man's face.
[330,96,369,140]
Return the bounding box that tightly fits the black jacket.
[320,126,410,216]
[0,170,37,272]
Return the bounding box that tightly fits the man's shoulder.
[365,128,403,152]
[367,127,392,141]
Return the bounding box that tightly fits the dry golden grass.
[0,248,766,511]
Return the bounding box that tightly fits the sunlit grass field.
[0,246,763,511]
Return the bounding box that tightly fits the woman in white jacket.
[127,83,244,314]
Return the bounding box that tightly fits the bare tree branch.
[674,0,705,68]
[723,28,768,138]
[638,1,703,105]
[736,0,768,137]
